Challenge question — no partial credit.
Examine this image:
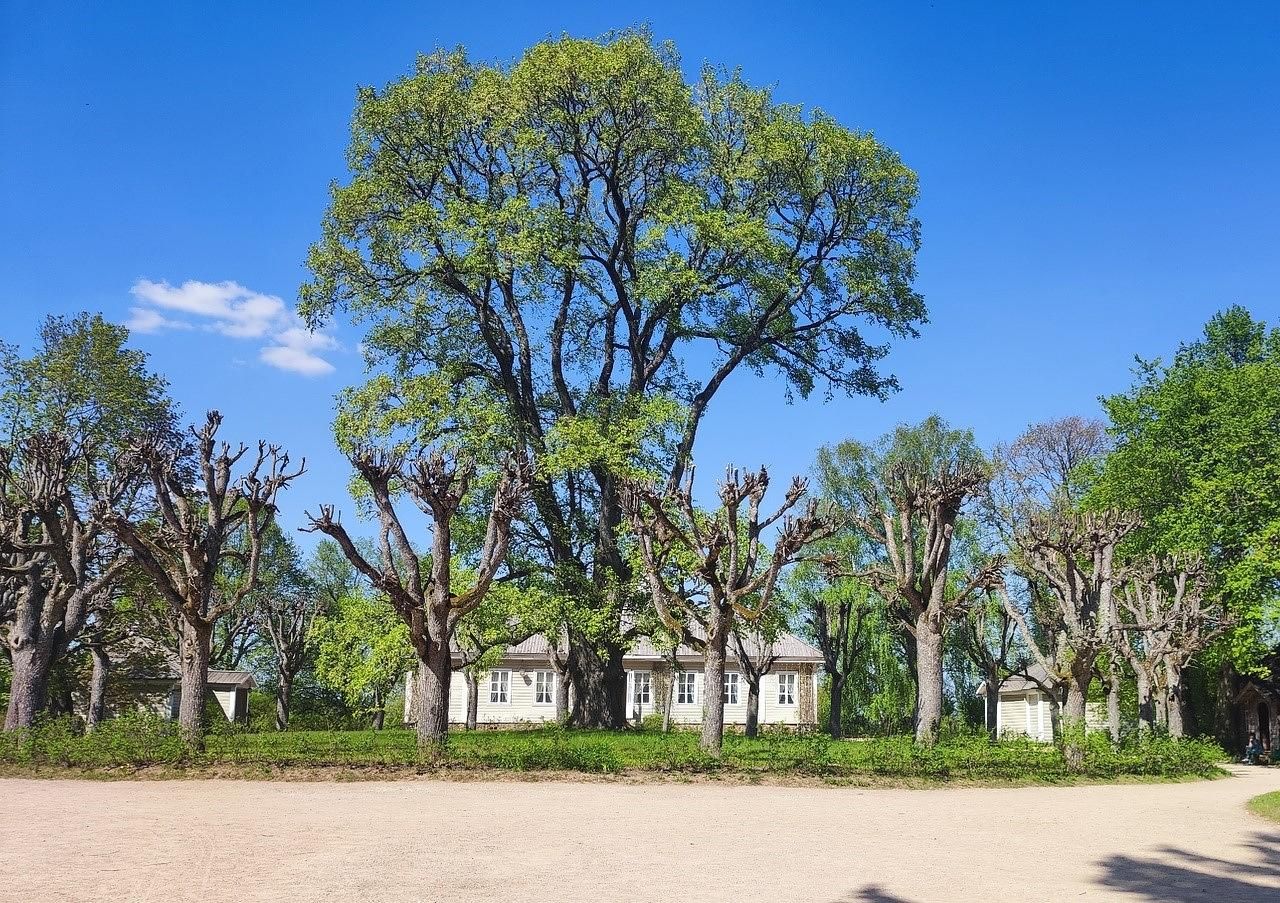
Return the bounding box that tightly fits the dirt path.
[3,767,1279,902]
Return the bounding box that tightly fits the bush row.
[0,715,1227,779]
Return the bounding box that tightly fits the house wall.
[998,690,1111,742]
[430,658,821,727]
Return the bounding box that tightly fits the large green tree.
[1091,306,1280,736]
[300,30,925,726]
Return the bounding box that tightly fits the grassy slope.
[1248,790,1280,823]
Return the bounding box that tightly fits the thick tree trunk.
[371,688,386,731]
[914,614,944,745]
[1136,672,1156,735]
[567,629,626,729]
[554,667,570,724]
[416,644,452,749]
[983,675,1000,740]
[465,671,479,731]
[744,677,760,739]
[177,619,212,746]
[1062,659,1094,770]
[828,672,846,740]
[700,611,729,757]
[4,641,54,730]
[1164,660,1187,738]
[275,666,292,731]
[1215,660,1239,751]
[1106,664,1122,741]
[86,645,111,732]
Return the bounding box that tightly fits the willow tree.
[300,30,925,726]
[822,417,995,744]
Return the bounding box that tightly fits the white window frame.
[723,672,740,705]
[632,671,652,706]
[676,671,697,705]
[534,670,554,705]
[777,672,797,706]
[489,669,510,704]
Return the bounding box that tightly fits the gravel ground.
[3,767,1279,902]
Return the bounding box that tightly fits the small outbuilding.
[119,668,256,724]
[978,663,1108,741]
[1234,676,1280,754]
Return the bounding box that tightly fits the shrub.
[0,721,1225,780]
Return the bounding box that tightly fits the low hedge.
[0,716,1227,780]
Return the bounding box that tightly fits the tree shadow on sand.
[831,885,916,903]
[1096,830,1280,902]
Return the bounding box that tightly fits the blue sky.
[2,2,1278,541]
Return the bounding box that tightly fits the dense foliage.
[0,718,1226,781]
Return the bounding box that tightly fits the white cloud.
[125,306,193,334]
[127,278,339,376]
[260,327,339,376]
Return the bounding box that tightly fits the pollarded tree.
[251,526,320,731]
[0,313,175,729]
[1002,509,1139,736]
[299,30,926,726]
[0,434,136,728]
[730,604,789,739]
[987,416,1115,729]
[1115,555,1225,736]
[625,466,834,756]
[104,411,303,742]
[304,448,526,747]
[822,417,997,745]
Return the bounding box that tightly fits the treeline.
[1,32,1276,766]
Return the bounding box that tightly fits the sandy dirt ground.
[3,767,1280,903]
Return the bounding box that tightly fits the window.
[489,669,510,704]
[677,671,697,705]
[632,671,651,706]
[777,672,797,706]
[534,671,554,705]
[722,672,740,705]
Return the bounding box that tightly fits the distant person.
[1244,732,1263,765]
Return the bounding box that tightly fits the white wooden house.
[979,664,1107,741]
[406,632,822,728]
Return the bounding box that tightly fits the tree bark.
[1106,664,1122,741]
[1164,659,1188,738]
[177,619,212,746]
[699,611,729,757]
[371,688,386,731]
[555,667,570,724]
[465,671,479,731]
[1136,672,1156,735]
[4,641,54,731]
[828,672,846,740]
[567,630,626,729]
[275,666,292,731]
[86,645,111,732]
[416,642,452,749]
[744,676,760,739]
[983,674,1000,740]
[914,614,944,745]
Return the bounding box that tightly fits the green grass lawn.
[1248,791,1280,823]
[0,714,1228,782]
